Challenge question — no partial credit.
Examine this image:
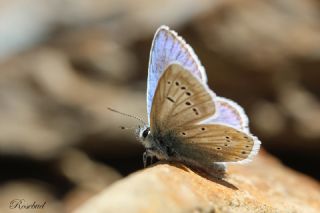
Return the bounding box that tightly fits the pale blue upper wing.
[202,97,250,132]
[147,25,207,123]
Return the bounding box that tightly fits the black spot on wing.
[167,97,175,103]
[192,108,199,115]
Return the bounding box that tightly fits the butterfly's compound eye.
[142,128,150,138]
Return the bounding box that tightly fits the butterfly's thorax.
[145,127,181,160]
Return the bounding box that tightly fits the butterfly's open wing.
[150,63,216,131]
[173,124,260,164]
[204,97,250,132]
[147,26,207,123]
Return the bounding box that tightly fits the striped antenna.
[107,107,146,126]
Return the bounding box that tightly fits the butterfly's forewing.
[173,124,260,164]
[203,97,250,132]
[147,26,207,123]
[150,63,215,131]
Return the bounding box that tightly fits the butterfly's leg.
[212,163,226,172]
[143,149,153,167]
[149,155,154,165]
[143,151,148,168]
[206,163,227,179]
[143,148,158,167]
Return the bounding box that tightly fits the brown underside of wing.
[173,124,255,163]
[150,64,216,131]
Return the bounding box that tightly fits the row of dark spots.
[168,81,193,108]
[224,136,231,147]
[180,132,251,157]
[224,135,251,155]
[226,136,251,147]
[171,80,187,90]
[243,136,251,150]
[181,127,205,137]
[167,98,194,109]
[167,81,192,95]
[193,108,199,115]
[174,81,188,92]
[185,91,192,106]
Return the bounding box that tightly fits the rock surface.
[75,150,320,213]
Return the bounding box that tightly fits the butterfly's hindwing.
[173,124,259,163]
[150,64,216,131]
[204,97,249,132]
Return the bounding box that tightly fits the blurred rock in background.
[0,0,319,211]
[192,0,320,157]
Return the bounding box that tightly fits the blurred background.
[0,0,319,212]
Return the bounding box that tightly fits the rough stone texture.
[75,150,320,213]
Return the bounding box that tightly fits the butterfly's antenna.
[107,107,146,126]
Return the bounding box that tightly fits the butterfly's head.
[136,125,152,148]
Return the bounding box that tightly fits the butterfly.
[133,26,260,174]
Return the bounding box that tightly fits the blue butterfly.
[113,26,261,175]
